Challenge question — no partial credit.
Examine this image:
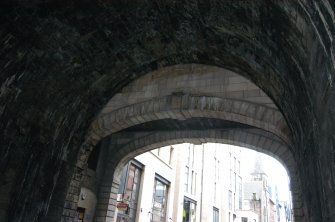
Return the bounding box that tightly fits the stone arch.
[89,93,288,142]
[1,2,333,222]
[77,64,291,168]
[94,128,304,222]
[60,65,305,222]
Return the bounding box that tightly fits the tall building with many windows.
[115,143,244,222]
[172,143,202,222]
[115,146,176,222]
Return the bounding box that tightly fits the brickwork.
[60,167,83,222]
[93,175,120,222]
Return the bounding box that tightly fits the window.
[229,170,232,189]
[214,157,220,203]
[228,191,232,210]
[192,172,197,195]
[191,171,194,194]
[234,157,236,172]
[117,161,143,222]
[151,175,169,222]
[186,145,191,164]
[191,171,197,195]
[234,172,237,192]
[242,217,248,222]
[214,158,219,182]
[214,157,217,179]
[191,145,195,167]
[234,193,236,211]
[186,144,197,195]
[217,160,220,181]
[238,176,242,209]
[183,197,196,222]
[186,144,195,166]
[213,207,219,222]
[214,182,217,203]
[185,166,189,192]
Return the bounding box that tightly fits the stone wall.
[0,1,334,222]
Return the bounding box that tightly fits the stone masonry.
[0,1,334,222]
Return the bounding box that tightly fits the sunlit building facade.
[115,143,244,222]
[115,146,176,222]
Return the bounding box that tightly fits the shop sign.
[117,202,129,211]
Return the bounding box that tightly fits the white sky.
[239,147,291,202]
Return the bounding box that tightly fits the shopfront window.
[183,197,196,222]
[151,175,169,222]
[117,161,143,222]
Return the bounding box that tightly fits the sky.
[239,147,291,202]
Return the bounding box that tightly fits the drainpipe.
[200,144,205,222]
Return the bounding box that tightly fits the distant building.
[275,200,292,222]
[243,153,271,222]
[235,208,259,222]
[170,143,202,222]
[78,144,291,222]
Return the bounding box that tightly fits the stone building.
[243,154,281,222]
[172,143,243,222]
[109,143,244,222]
[115,146,176,222]
[0,1,334,222]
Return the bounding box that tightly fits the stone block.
[243,89,261,97]
[225,90,244,99]
[95,209,108,217]
[94,217,106,222]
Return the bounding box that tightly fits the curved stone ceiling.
[71,64,305,222]
[83,64,290,150]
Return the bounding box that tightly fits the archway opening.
[110,142,292,222]
[61,64,304,222]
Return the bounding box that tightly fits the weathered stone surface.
[0,1,334,222]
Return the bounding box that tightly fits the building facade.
[242,154,286,222]
[115,146,176,222]
[115,143,244,222]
